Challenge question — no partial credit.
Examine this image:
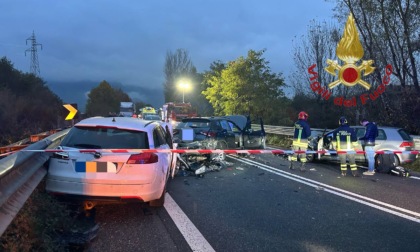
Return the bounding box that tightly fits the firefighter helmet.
[339,116,348,125]
[298,111,308,120]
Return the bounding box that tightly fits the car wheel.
[392,154,400,167]
[306,147,315,163]
[374,154,400,172]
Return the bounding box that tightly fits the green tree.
[85,81,131,117]
[202,61,226,115]
[0,57,63,145]
[203,49,290,125]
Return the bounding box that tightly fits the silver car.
[315,126,417,167]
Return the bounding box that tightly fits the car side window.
[220,120,232,132]
[356,128,365,139]
[377,129,386,140]
[229,122,241,134]
[153,126,167,147]
[211,121,223,131]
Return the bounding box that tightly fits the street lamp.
[177,80,191,103]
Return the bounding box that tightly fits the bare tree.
[334,0,419,91]
[291,20,344,97]
[333,0,420,132]
[163,48,195,102]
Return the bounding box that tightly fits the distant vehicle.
[164,102,197,122]
[119,102,136,117]
[312,125,417,167]
[141,106,156,115]
[46,117,175,208]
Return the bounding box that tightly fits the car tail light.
[127,153,158,164]
[201,131,216,137]
[399,141,414,148]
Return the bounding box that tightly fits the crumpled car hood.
[220,115,249,130]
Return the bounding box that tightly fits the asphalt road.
[88,154,420,252]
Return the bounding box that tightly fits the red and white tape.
[17,149,420,155]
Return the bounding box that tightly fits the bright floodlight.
[177,80,192,103]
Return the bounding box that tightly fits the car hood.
[221,115,249,130]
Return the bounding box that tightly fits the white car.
[46,117,174,208]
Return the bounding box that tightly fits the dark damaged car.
[173,115,266,151]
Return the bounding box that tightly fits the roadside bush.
[266,133,292,148]
[405,158,420,173]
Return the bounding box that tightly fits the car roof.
[76,116,159,131]
[182,115,248,129]
[219,115,248,129]
[350,125,404,130]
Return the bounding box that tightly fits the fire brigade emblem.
[325,14,375,90]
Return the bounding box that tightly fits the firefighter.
[289,111,311,171]
[332,116,359,177]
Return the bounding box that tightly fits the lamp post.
[178,81,191,103]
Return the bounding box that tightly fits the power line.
[25,31,42,76]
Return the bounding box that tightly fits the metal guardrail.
[0,129,70,236]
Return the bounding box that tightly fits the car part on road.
[174,152,228,177]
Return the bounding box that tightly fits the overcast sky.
[0,0,336,108]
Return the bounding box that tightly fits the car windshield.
[61,126,149,149]
[144,115,161,121]
[177,120,210,129]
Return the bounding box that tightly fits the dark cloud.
[1,0,335,108]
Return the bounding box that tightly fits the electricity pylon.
[25,31,42,76]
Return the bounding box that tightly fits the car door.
[317,131,336,160]
[153,126,171,182]
[228,121,242,148]
[219,119,236,148]
[243,117,266,149]
[353,127,367,162]
[220,115,265,149]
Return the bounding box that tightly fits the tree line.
[0,58,63,145]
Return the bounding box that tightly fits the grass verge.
[0,179,91,251]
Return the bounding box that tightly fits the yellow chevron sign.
[63,104,77,120]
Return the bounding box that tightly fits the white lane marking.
[230,156,420,223]
[164,193,215,252]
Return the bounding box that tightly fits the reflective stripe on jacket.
[332,125,357,151]
[292,119,311,147]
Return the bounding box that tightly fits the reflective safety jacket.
[292,119,311,148]
[332,125,358,151]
